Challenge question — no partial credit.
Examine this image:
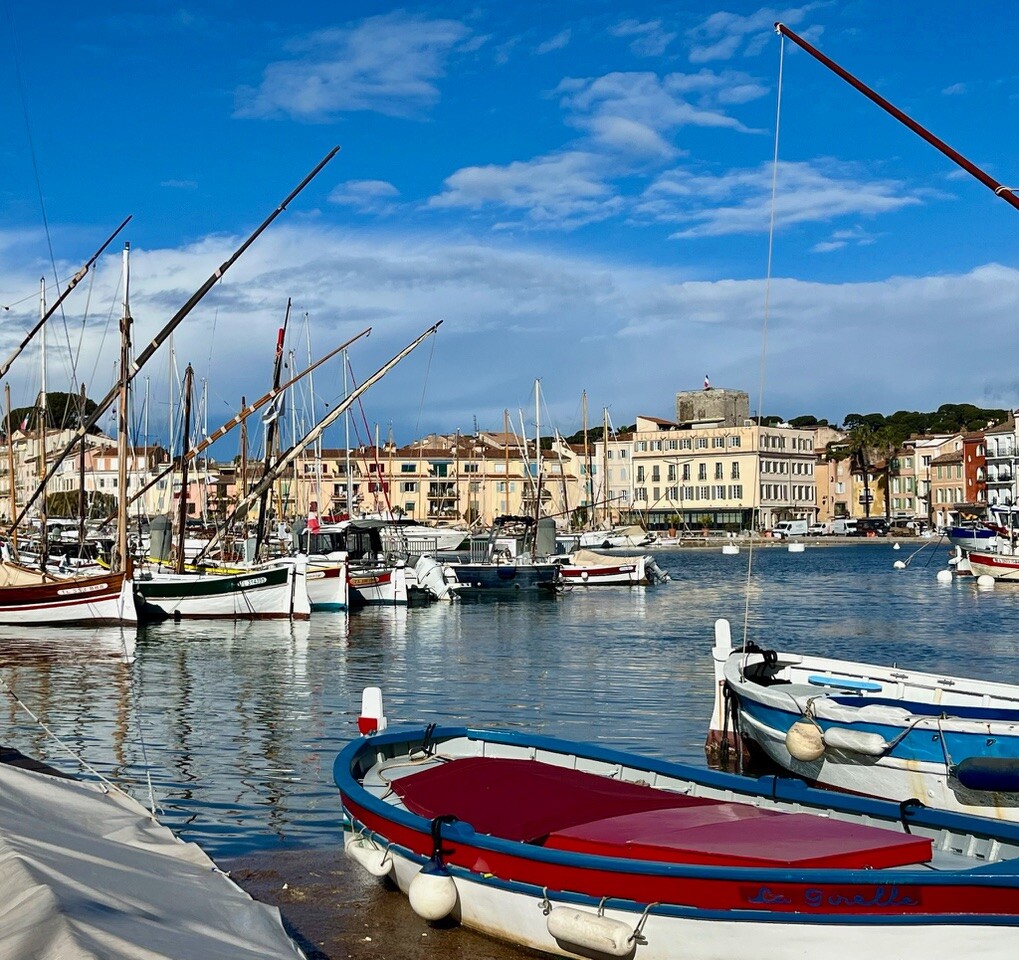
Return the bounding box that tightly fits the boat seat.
[389,757,932,868]
[808,675,883,693]
[544,804,932,869]
[390,757,718,843]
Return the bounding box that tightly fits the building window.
[698,464,707,481]
[731,462,740,480]
[714,462,723,480]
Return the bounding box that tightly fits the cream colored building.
[594,413,824,532]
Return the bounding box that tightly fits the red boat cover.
[391,757,932,869]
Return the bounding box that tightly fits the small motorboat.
[707,618,1019,821]
[337,688,1019,960]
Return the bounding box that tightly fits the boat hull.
[348,565,409,606]
[306,561,349,611]
[338,726,1019,960]
[559,555,648,585]
[136,563,309,620]
[444,561,559,594]
[708,620,1019,821]
[967,550,1019,581]
[0,571,137,626]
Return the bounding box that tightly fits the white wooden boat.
[708,618,1019,821]
[0,567,137,626]
[338,688,1019,960]
[134,561,309,620]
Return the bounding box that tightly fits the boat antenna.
[774,23,1019,211]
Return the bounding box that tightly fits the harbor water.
[2,540,1018,957]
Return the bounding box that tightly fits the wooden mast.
[5,385,15,550]
[775,23,1019,213]
[9,146,340,536]
[37,278,47,571]
[602,407,610,526]
[174,365,195,575]
[115,243,132,575]
[255,300,291,560]
[78,382,87,555]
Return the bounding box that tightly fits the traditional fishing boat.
[338,688,1019,960]
[707,618,1019,821]
[555,549,670,586]
[0,564,136,626]
[963,547,1019,582]
[134,561,309,620]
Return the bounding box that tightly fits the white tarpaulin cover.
[0,761,306,959]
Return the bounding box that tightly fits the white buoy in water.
[893,560,906,570]
[722,544,740,555]
[977,574,996,589]
[785,720,824,761]
[936,569,953,583]
[408,861,458,921]
[547,907,634,957]
[892,542,901,551]
[788,542,805,553]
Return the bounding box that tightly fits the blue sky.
[3,1,1019,455]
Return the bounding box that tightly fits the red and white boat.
[966,549,1019,582]
[0,566,137,626]
[556,549,670,586]
[337,689,1019,960]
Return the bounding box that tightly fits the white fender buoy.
[408,861,458,921]
[936,569,953,583]
[823,727,889,756]
[977,574,996,588]
[785,720,824,761]
[581,570,589,581]
[892,542,900,550]
[345,838,393,877]
[788,542,805,553]
[721,544,740,555]
[893,560,906,570]
[546,906,634,958]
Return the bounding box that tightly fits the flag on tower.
[704,375,711,390]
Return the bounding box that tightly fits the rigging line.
[0,670,143,808]
[741,31,785,653]
[413,327,438,440]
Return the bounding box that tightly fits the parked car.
[830,518,858,536]
[853,517,889,537]
[807,522,831,536]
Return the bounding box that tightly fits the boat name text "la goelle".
[56,582,110,596]
[746,885,919,909]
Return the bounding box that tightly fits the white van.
[830,518,858,536]
[771,519,808,539]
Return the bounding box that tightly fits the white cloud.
[427,151,624,229]
[329,180,401,214]
[535,29,571,55]
[555,70,766,160]
[3,226,1016,442]
[610,19,677,58]
[942,82,968,96]
[687,5,822,63]
[637,160,929,238]
[810,226,878,253]
[234,12,471,121]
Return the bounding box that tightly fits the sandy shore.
[225,847,531,960]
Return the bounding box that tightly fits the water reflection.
[0,543,1018,858]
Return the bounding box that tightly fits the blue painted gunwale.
[738,697,1019,765]
[334,724,1019,921]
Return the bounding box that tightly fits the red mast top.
[775,22,1019,214]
